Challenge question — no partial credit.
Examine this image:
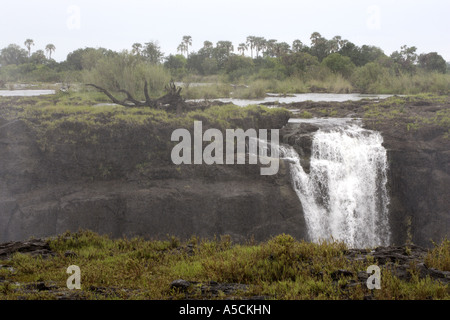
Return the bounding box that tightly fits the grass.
[0,231,448,300]
[362,94,450,137]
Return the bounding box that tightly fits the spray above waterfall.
[281,121,391,248]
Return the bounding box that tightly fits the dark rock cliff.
[0,117,307,243]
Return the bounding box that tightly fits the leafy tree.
[309,32,329,61]
[264,39,278,57]
[274,42,291,58]
[418,52,447,74]
[322,53,355,78]
[224,55,254,80]
[391,45,418,74]
[358,45,385,66]
[24,39,34,57]
[338,41,361,65]
[143,41,164,64]
[214,41,234,64]
[352,62,385,92]
[131,43,143,56]
[198,41,214,58]
[30,50,47,65]
[164,54,187,78]
[64,47,116,71]
[281,52,319,76]
[292,39,304,53]
[84,52,170,99]
[45,44,56,60]
[0,44,28,65]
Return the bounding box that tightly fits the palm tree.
[45,44,56,59]
[246,36,256,58]
[292,39,304,53]
[24,39,34,57]
[237,43,248,56]
[177,42,187,57]
[131,43,143,55]
[265,39,277,57]
[254,37,266,58]
[182,35,192,57]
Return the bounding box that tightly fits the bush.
[321,53,355,79]
[83,53,171,99]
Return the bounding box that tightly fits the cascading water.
[280,123,391,248]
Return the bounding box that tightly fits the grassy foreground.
[0,231,449,300]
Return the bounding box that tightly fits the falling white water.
[280,124,391,248]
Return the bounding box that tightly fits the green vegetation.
[0,231,448,300]
[1,33,449,98]
[362,94,450,137]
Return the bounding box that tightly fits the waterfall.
[280,124,391,248]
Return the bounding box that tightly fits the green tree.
[338,41,361,66]
[45,44,56,60]
[177,42,187,57]
[143,41,164,64]
[246,36,256,58]
[198,41,214,58]
[274,42,291,58]
[281,52,319,76]
[359,45,385,66]
[84,52,170,99]
[264,39,278,57]
[24,39,34,57]
[254,37,266,58]
[309,32,329,61]
[418,52,447,74]
[237,43,248,56]
[0,44,28,65]
[131,43,143,56]
[30,50,47,65]
[391,45,418,74]
[164,54,187,78]
[352,62,385,92]
[322,53,355,78]
[292,39,304,53]
[182,35,193,57]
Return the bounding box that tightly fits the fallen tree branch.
[85,81,186,112]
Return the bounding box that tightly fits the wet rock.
[64,251,77,258]
[0,239,55,259]
[330,269,354,280]
[170,279,192,291]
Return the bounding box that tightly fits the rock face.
[376,122,450,248]
[0,118,307,243]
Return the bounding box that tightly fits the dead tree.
[86,80,186,112]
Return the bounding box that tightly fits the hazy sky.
[1,0,449,62]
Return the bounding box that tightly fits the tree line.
[0,33,448,93]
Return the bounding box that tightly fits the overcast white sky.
[1,0,449,62]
